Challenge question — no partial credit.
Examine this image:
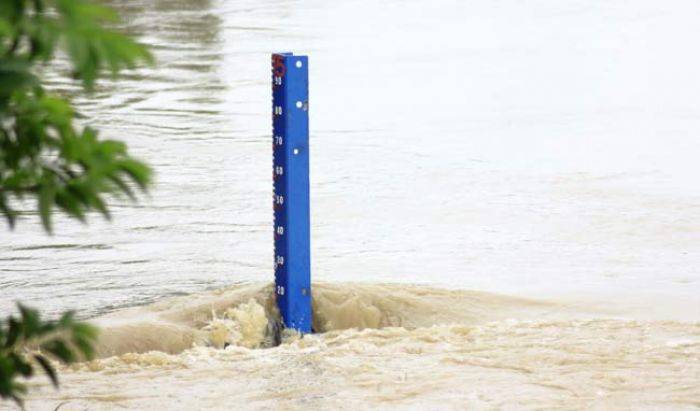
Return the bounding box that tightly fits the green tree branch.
[1,0,155,406]
[0,0,154,233]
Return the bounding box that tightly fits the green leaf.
[57,311,76,328]
[33,354,58,388]
[71,335,94,360]
[0,193,17,229]
[0,60,38,97]
[4,319,20,349]
[18,304,40,338]
[107,175,135,200]
[55,190,86,222]
[117,159,152,190]
[0,18,13,38]
[38,177,56,233]
[42,340,75,363]
[10,354,32,377]
[0,303,98,402]
[90,192,109,219]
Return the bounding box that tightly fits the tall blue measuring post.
[272,53,312,333]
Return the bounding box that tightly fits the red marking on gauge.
[272,55,286,78]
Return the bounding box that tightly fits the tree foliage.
[0,305,98,407]
[0,0,154,233]
[1,0,155,406]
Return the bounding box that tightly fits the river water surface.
[2,0,699,409]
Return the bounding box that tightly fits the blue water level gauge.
[272,52,311,333]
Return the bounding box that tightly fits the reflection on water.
[2,0,700,319]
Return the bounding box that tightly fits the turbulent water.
[12,283,700,409]
[2,0,700,409]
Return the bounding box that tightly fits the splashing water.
[204,299,270,349]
